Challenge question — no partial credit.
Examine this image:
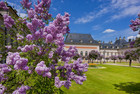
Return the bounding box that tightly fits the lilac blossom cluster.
[20,44,36,52]
[0,84,6,94]
[129,14,140,33]
[0,64,11,82]
[6,52,29,70]
[12,85,30,94]
[3,14,15,28]
[20,0,31,9]
[17,33,24,41]
[0,1,8,10]
[35,61,51,78]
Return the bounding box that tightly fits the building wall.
[65,44,99,56]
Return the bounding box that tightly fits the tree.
[117,55,124,63]
[88,50,100,63]
[0,1,88,93]
[124,50,137,67]
[97,54,104,64]
[110,55,117,63]
[105,57,109,62]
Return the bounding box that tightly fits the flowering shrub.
[117,55,124,63]
[110,55,117,63]
[88,50,100,63]
[124,50,138,67]
[0,0,88,93]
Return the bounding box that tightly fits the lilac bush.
[117,55,124,63]
[88,50,100,63]
[0,0,88,93]
[110,55,117,63]
[124,50,138,67]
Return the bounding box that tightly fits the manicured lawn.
[62,64,140,94]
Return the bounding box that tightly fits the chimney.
[119,36,121,40]
[110,41,112,44]
[123,36,125,40]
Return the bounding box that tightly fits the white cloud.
[110,5,140,20]
[127,36,136,40]
[103,29,115,33]
[19,13,27,18]
[127,34,140,40]
[74,8,108,24]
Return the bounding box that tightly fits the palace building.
[64,33,135,58]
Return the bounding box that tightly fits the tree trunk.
[100,60,101,64]
[120,60,121,63]
[92,59,93,63]
[129,59,132,67]
[114,60,115,63]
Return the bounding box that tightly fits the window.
[90,40,92,43]
[80,51,83,56]
[80,40,83,43]
[85,51,88,56]
[107,52,109,56]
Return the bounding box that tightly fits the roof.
[65,33,99,45]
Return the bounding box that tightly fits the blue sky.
[6,0,140,43]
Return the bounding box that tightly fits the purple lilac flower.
[35,61,51,78]
[49,51,54,58]
[27,8,35,18]
[3,14,15,28]
[17,33,24,41]
[21,44,36,52]
[5,45,11,50]
[20,0,32,9]
[12,85,30,94]
[0,64,11,82]
[0,1,8,10]
[6,52,29,70]
[26,34,33,41]
[0,84,6,94]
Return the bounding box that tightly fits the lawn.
[62,64,140,94]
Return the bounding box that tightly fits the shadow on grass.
[114,82,140,94]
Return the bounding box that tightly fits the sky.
[5,0,140,43]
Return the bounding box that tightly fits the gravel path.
[103,63,140,68]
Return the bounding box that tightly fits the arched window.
[80,51,83,56]
[85,51,88,56]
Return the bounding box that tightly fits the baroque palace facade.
[64,33,135,58]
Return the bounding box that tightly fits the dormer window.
[90,40,92,43]
[80,40,83,43]
[70,39,73,42]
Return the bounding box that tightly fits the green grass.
[62,65,140,94]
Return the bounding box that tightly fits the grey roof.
[65,33,99,45]
[64,33,130,49]
[100,39,129,49]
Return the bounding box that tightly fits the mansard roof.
[64,33,130,49]
[65,33,99,45]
